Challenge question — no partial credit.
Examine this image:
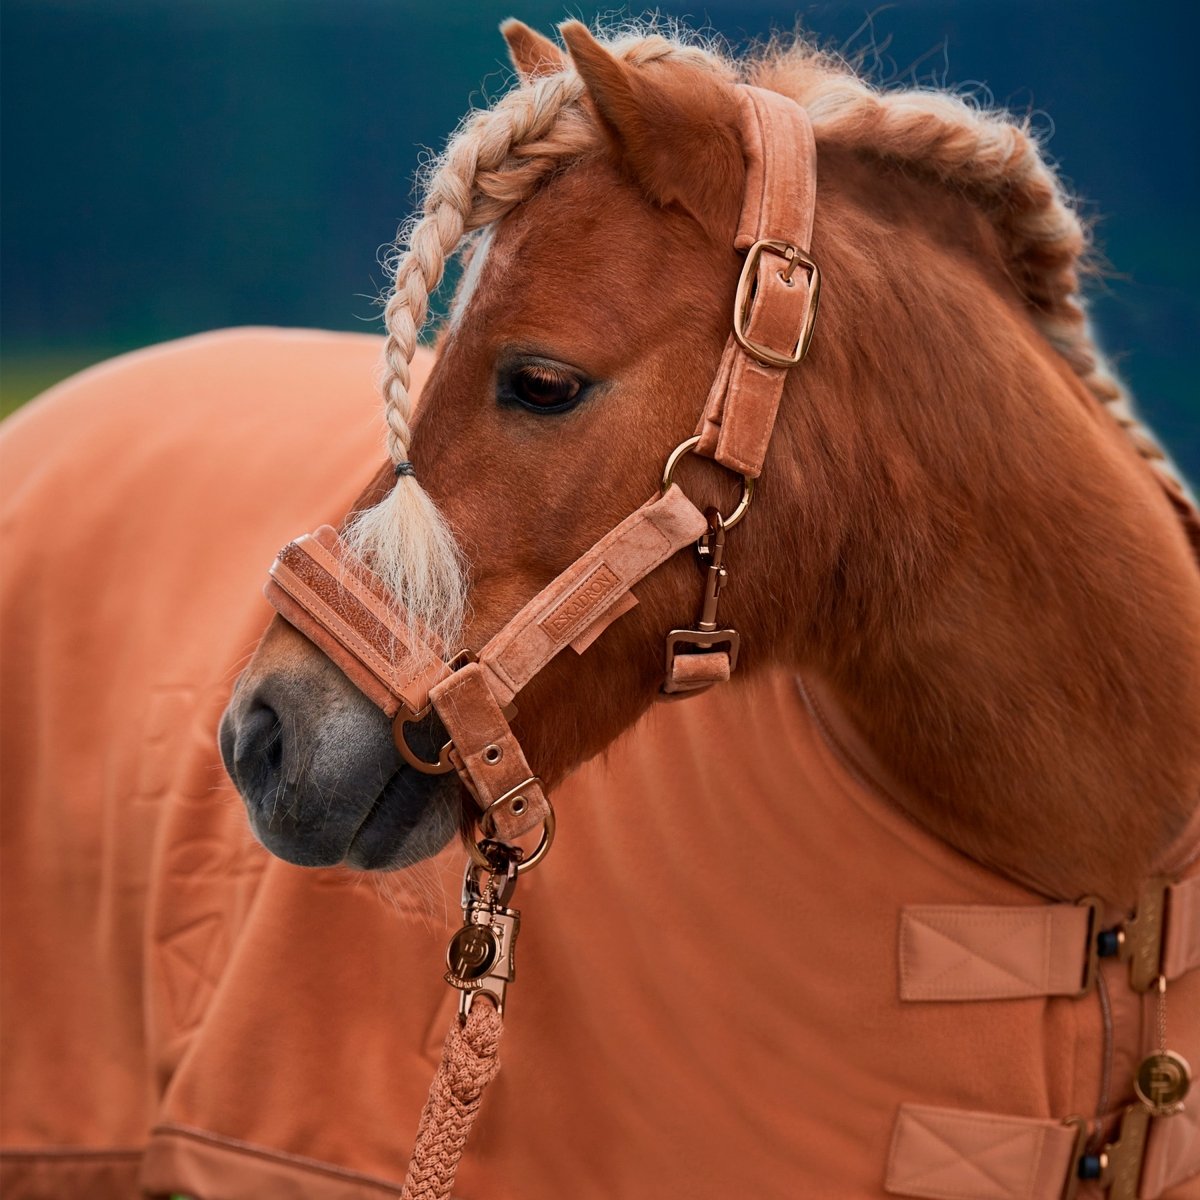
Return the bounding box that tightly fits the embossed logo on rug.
[539,563,621,642]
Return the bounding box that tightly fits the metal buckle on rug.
[394,649,518,775]
[733,238,822,368]
[1077,877,1170,995]
[1062,1084,1189,1200]
[1062,1107,1156,1200]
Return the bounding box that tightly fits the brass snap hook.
[463,795,555,875]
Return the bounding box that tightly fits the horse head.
[221,21,1200,903]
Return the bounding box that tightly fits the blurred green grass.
[1,350,118,420]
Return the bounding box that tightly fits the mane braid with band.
[347,25,1192,622]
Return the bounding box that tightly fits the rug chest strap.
[886,1101,1200,1200]
[900,876,1200,1003]
[891,877,1200,1199]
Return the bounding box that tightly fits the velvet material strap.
[264,526,450,718]
[663,650,732,694]
[694,86,819,478]
[476,485,708,708]
[429,663,549,841]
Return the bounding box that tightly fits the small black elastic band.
[394,461,416,478]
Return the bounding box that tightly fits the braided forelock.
[346,32,727,633]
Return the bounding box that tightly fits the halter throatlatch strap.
[399,997,503,1200]
[694,86,820,479]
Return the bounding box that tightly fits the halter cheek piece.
[263,86,821,855]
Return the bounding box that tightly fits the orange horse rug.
[2,329,1198,1199]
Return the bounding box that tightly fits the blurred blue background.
[2,0,1196,479]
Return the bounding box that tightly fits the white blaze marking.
[449,226,495,332]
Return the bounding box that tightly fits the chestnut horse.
[4,18,1198,1200]
[225,21,1200,905]
[214,20,1200,1197]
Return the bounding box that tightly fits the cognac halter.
[263,85,819,864]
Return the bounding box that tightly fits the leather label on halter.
[538,562,622,645]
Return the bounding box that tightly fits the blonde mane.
[348,23,1188,618]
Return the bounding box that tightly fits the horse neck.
[747,150,1200,905]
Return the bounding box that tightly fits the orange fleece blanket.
[2,329,1197,1199]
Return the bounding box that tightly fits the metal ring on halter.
[392,648,479,775]
[661,435,755,529]
[464,795,555,874]
[395,704,456,775]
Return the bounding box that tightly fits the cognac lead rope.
[400,836,538,1199]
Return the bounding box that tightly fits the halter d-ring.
[464,792,555,874]
[661,435,754,529]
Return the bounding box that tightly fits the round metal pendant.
[446,923,499,983]
[1135,1050,1191,1116]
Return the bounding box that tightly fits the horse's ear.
[559,21,743,238]
[501,20,567,81]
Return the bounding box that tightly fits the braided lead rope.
[400,998,504,1200]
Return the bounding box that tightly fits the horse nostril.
[234,702,285,799]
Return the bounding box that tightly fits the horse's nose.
[223,696,285,805]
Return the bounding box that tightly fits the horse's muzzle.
[218,673,460,870]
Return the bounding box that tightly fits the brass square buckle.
[733,238,822,368]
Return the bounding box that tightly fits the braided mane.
[347,24,1188,618]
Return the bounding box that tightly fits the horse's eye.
[501,361,586,413]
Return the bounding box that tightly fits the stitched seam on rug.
[149,1124,402,1192]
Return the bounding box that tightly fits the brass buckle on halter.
[733,238,822,368]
